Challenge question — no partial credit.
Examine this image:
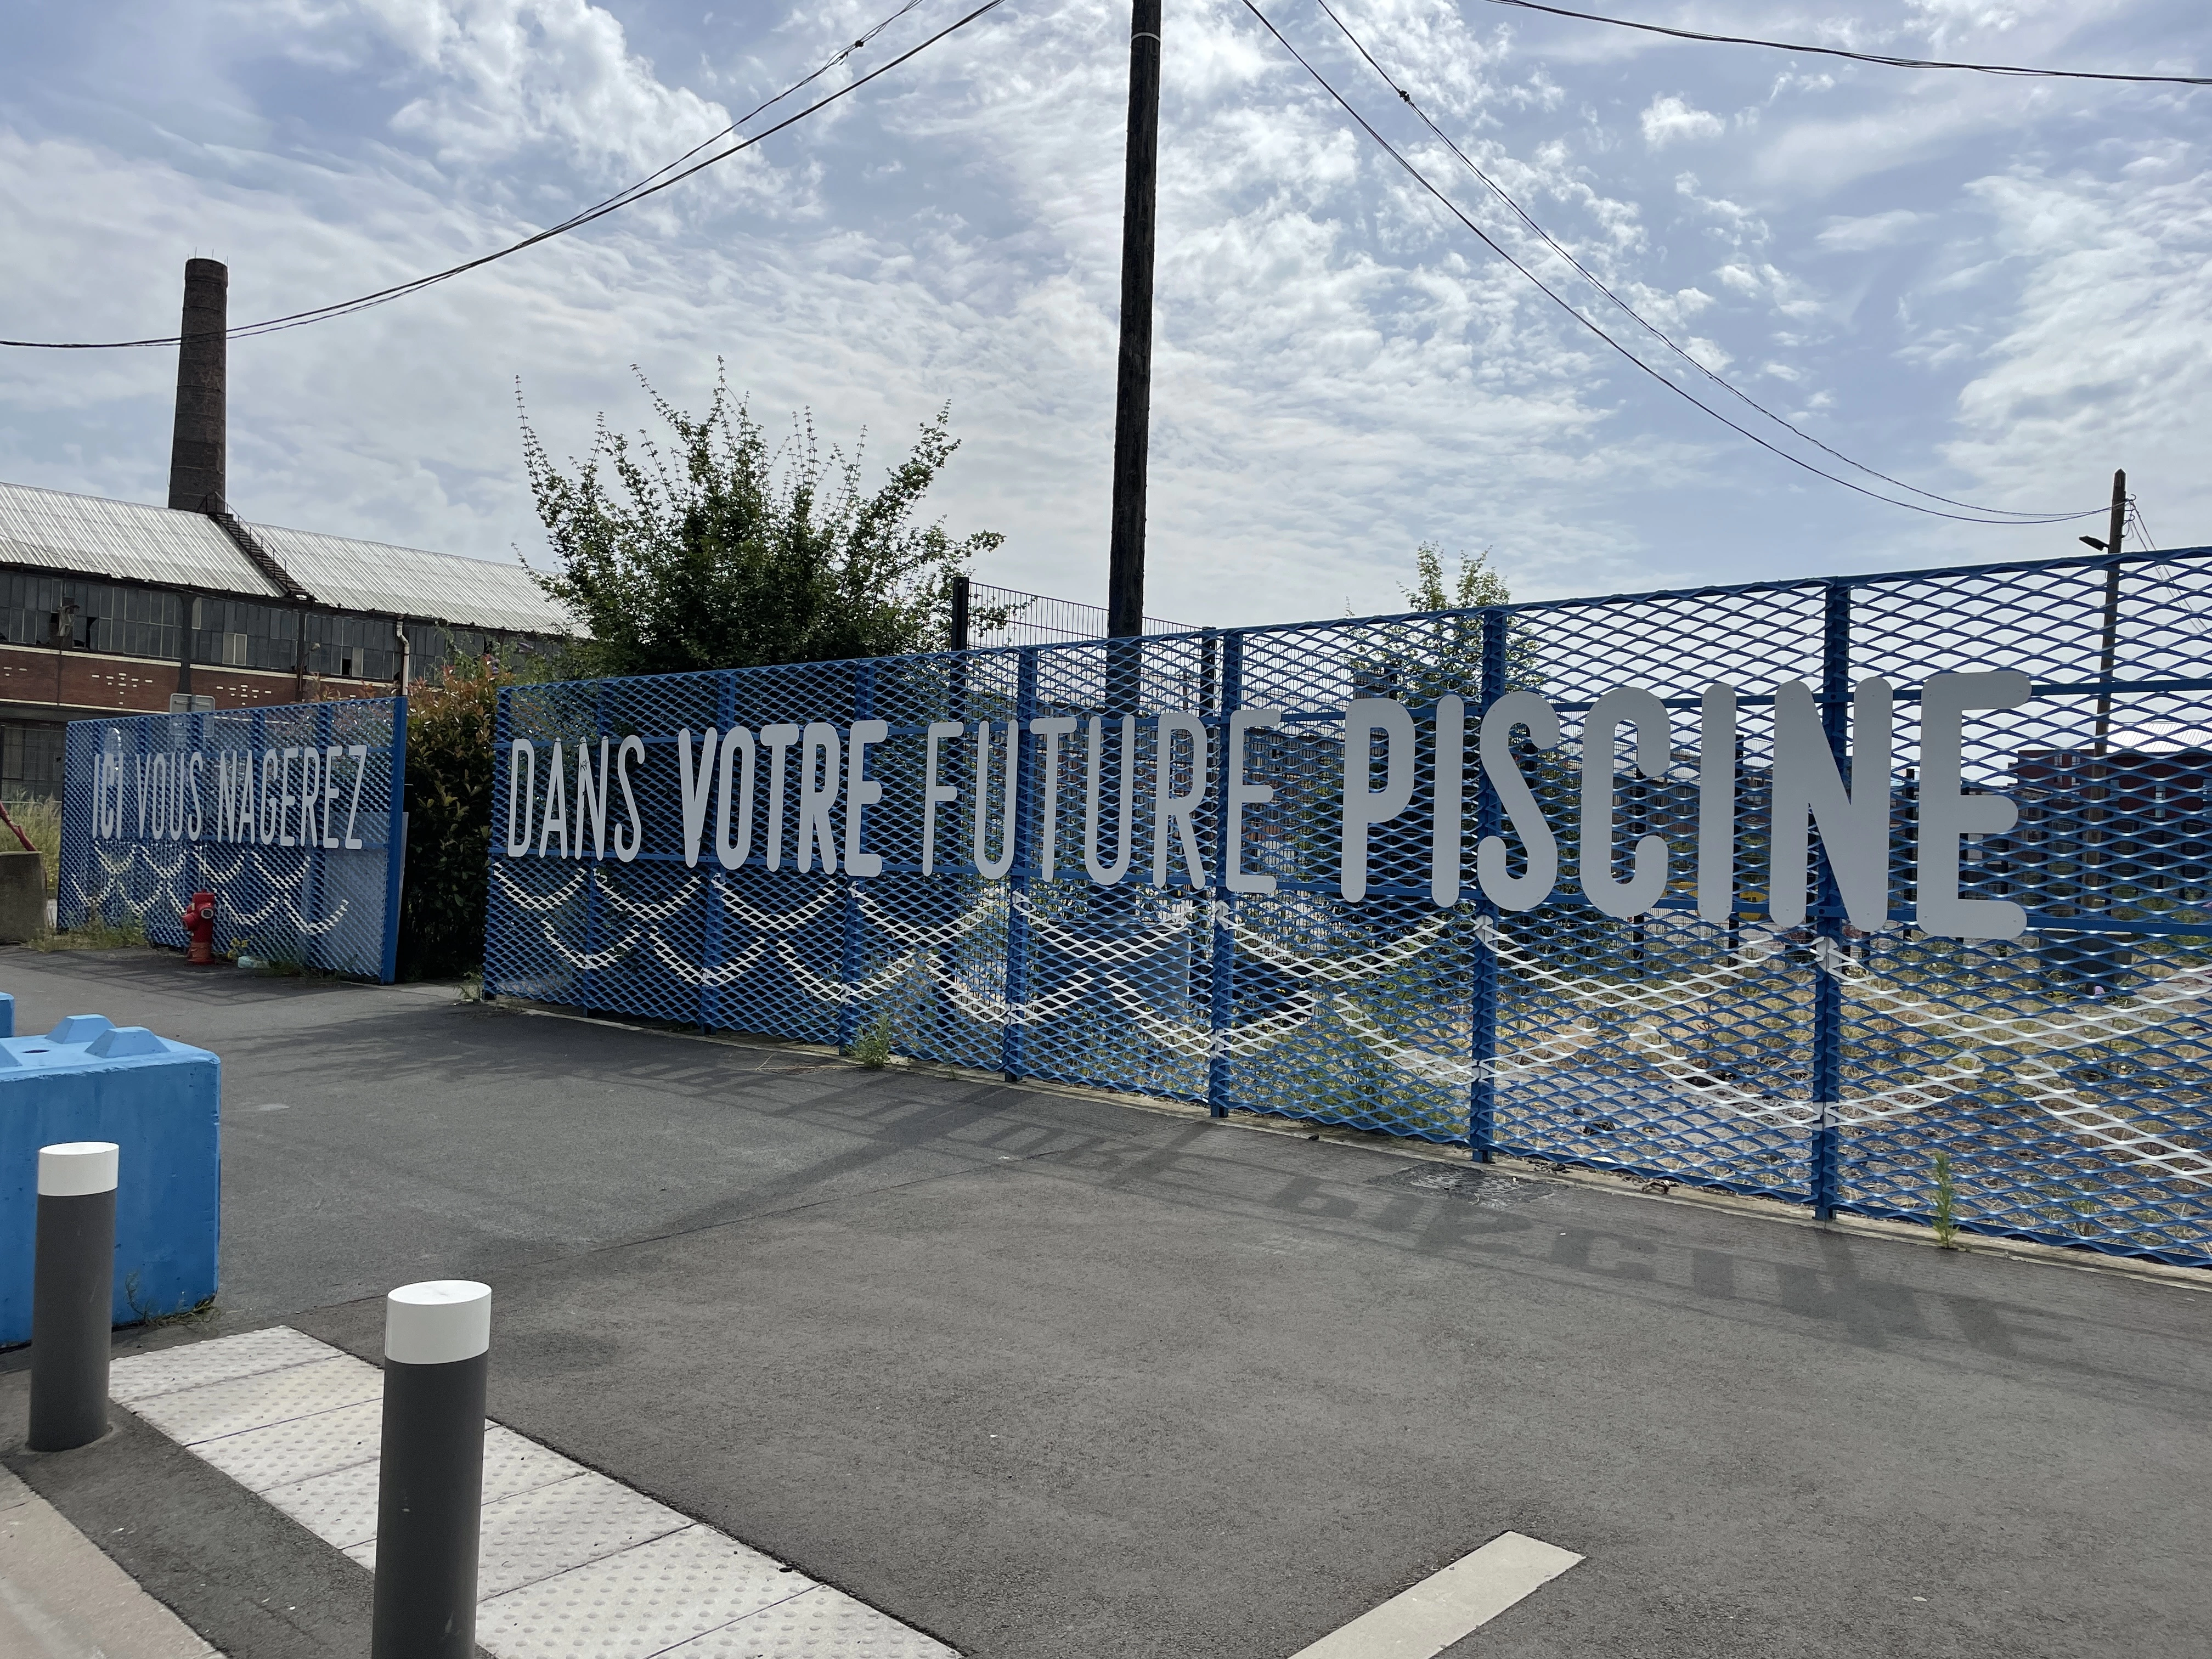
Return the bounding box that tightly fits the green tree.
[1401,541,1510,612]
[1347,541,1534,701]
[521,372,1002,676]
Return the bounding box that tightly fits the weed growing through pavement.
[230,936,337,980]
[30,911,148,952]
[845,1012,895,1069]
[1932,1148,1961,1248]
[123,1271,217,1330]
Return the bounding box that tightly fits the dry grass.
[29,912,148,952]
[3,795,59,897]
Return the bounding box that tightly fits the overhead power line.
[1481,0,2212,88]
[1,0,1006,351]
[1313,0,2098,521]
[569,0,935,236]
[1240,0,2103,526]
[2128,498,2160,552]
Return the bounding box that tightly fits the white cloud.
[1,0,2208,623]
[1640,94,1725,149]
[1944,165,2212,536]
[1816,210,1934,253]
[360,0,735,178]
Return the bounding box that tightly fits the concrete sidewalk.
[1,1462,216,1658]
[3,946,2208,1659]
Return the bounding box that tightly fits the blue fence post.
[1000,648,1039,1081]
[836,663,874,1052]
[1207,631,1241,1119]
[187,709,204,932]
[929,646,970,1068]
[484,690,509,1001]
[242,707,264,939]
[380,695,408,985]
[1810,581,1851,1219]
[584,682,606,1014]
[303,702,331,975]
[1470,605,1506,1163]
[702,674,736,1034]
[125,720,144,927]
[58,725,85,931]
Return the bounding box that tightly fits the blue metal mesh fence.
[59,697,407,980]
[488,549,2212,1268]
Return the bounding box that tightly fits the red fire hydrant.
[183,889,217,966]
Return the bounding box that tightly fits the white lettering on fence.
[1771,677,1892,932]
[1340,699,1414,902]
[845,720,888,879]
[489,670,2037,940]
[1917,670,2032,941]
[972,719,1018,881]
[1225,707,1281,898]
[88,739,387,856]
[1084,715,1136,886]
[798,723,842,875]
[921,721,961,876]
[1154,711,1209,890]
[1579,686,1672,921]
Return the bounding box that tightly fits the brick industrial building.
[0,258,571,800]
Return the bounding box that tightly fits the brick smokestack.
[167,258,228,512]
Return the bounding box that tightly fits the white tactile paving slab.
[349,1469,693,1596]
[127,1353,383,1445]
[658,1586,963,1656]
[110,1325,337,1402]
[191,1398,382,1492]
[243,1410,584,1555]
[115,1329,962,1657]
[476,1524,812,1659]
[262,1458,383,1550]
[481,1424,583,1505]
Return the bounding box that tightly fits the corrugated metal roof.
[0,481,281,596]
[247,523,572,636]
[0,479,573,636]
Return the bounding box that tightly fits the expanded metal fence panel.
[967,582,1195,648]
[59,697,407,980]
[487,547,2212,1268]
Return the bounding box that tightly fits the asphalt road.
[4,947,2208,1659]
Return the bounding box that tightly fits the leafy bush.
[396,655,512,980]
[522,371,1000,676]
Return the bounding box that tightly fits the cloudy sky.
[1,0,2206,627]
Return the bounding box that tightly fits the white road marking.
[110,1329,955,1658]
[1288,1531,1583,1659]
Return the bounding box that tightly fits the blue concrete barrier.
[0,992,12,1037]
[0,1014,220,1346]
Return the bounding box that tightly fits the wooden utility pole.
[2093,467,2125,755]
[1106,0,1161,641]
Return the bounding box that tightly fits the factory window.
[191,597,298,672]
[307,612,398,681]
[1,721,65,803]
[0,576,179,659]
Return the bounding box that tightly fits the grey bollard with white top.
[28,1142,119,1452]
[371,1280,491,1659]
